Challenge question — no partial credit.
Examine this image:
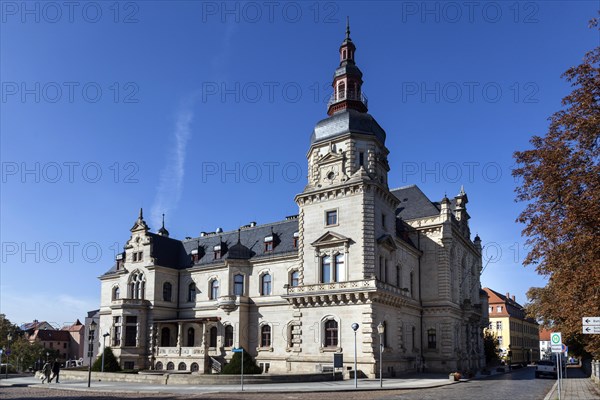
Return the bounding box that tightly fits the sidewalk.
[0,373,457,395]
[543,367,600,400]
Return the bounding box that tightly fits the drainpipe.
[418,231,424,371]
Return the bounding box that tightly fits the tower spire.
[346,16,350,40]
[157,213,170,237]
[327,21,367,116]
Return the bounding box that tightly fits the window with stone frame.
[163,282,172,302]
[427,328,437,349]
[209,280,219,300]
[233,274,244,296]
[124,316,137,347]
[161,327,170,347]
[112,286,120,301]
[113,317,121,346]
[260,325,272,347]
[324,319,339,348]
[261,273,272,296]
[224,325,234,347]
[290,270,300,287]
[325,210,338,226]
[188,282,197,302]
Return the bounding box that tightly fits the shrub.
[91,347,121,372]
[221,349,262,375]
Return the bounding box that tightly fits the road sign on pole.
[551,332,562,353]
[582,317,600,326]
[583,326,600,334]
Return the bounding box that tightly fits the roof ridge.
[182,218,298,242]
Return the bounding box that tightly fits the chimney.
[506,292,510,299]
[512,295,516,302]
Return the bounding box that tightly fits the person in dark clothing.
[49,359,60,383]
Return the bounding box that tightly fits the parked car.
[535,360,557,378]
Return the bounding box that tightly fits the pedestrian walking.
[41,362,51,383]
[49,359,60,383]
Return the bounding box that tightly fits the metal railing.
[327,90,368,108]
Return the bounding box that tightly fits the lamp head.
[351,323,359,332]
[377,322,385,334]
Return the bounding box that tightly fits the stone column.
[177,323,182,348]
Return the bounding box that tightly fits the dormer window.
[293,232,299,248]
[116,253,124,270]
[264,235,274,252]
[191,248,199,263]
[213,245,221,260]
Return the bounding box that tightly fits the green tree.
[513,16,600,358]
[91,347,121,372]
[483,330,501,365]
[221,349,262,375]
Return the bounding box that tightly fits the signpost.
[582,317,600,334]
[232,347,244,391]
[551,332,562,400]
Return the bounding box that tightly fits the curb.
[543,380,559,400]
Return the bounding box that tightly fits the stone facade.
[97,27,487,377]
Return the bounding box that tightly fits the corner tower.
[295,23,400,286]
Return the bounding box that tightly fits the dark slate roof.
[182,218,299,267]
[148,232,188,269]
[391,185,441,220]
[311,109,386,144]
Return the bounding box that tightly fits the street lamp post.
[351,323,359,389]
[377,322,385,388]
[87,321,97,388]
[5,333,12,379]
[101,332,110,372]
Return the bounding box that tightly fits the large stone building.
[98,26,487,377]
[484,288,540,365]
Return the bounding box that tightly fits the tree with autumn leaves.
[513,17,599,358]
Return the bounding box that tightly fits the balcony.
[282,279,410,307]
[110,298,151,309]
[217,295,237,314]
[157,347,204,357]
[327,90,368,108]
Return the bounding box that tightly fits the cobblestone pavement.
[544,366,600,400]
[378,367,555,400]
[0,386,409,400]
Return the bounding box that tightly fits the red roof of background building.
[539,328,552,341]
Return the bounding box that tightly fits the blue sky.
[1,1,598,326]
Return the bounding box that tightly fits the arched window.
[324,320,338,347]
[161,327,170,347]
[210,280,219,300]
[261,274,272,296]
[209,326,218,348]
[334,254,343,282]
[178,362,186,371]
[234,274,244,296]
[290,270,299,287]
[166,362,174,370]
[287,323,294,348]
[321,255,332,283]
[337,82,346,100]
[163,282,172,302]
[187,327,195,347]
[188,282,196,302]
[224,325,234,347]
[128,272,145,299]
[190,362,199,372]
[112,286,120,300]
[155,362,163,371]
[261,325,271,347]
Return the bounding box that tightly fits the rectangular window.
[498,336,503,346]
[293,237,298,248]
[382,213,386,229]
[132,252,137,262]
[325,210,337,226]
[265,241,273,252]
[124,361,134,370]
[496,321,502,330]
[125,316,137,347]
[488,306,493,313]
[427,329,437,349]
[497,306,503,312]
[410,271,415,298]
[138,251,143,261]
